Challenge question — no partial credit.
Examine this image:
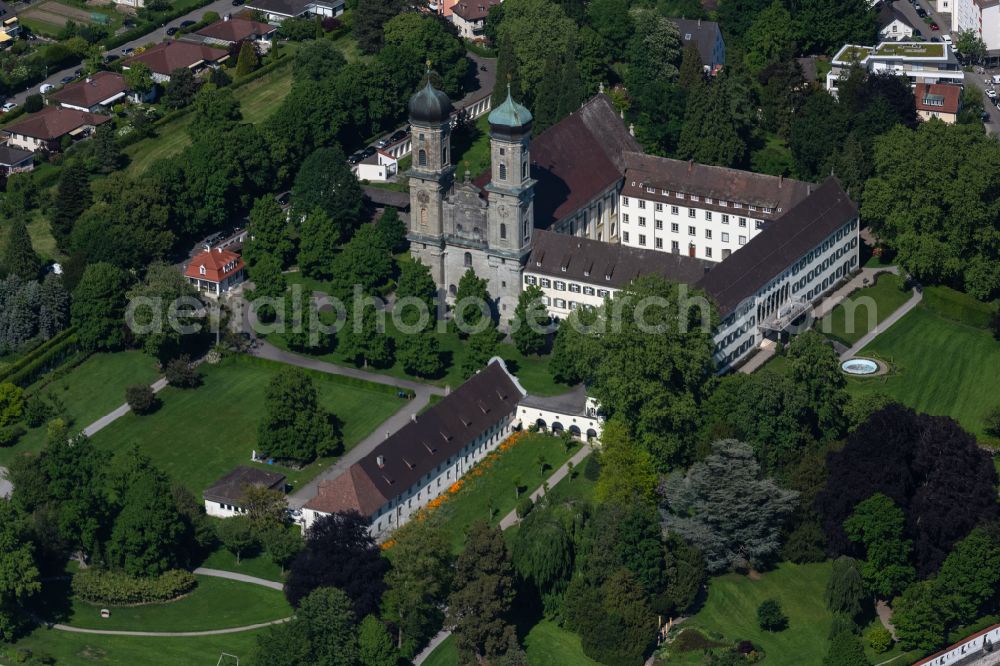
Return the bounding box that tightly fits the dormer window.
[199,265,206,275]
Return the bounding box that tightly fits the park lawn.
[430,432,582,552]
[0,352,160,467]
[124,113,195,176]
[683,562,834,665]
[235,63,294,125]
[818,272,910,345]
[422,634,458,666]
[848,304,1000,440]
[4,627,263,665]
[451,115,491,177]
[89,355,404,493]
[524,619,601,666]
[53,575,290,632]
[198,541,286,582]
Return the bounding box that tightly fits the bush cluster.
[72,568,196,605]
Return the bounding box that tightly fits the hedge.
[0,329,81,389]
[72,568,197,605]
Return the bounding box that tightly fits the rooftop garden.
[875,42,945,58]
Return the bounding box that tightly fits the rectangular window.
[623,231,630,243]
[705,197,713,204]
[622,197,629,207]
[705,229,712,239]
[739,235,747,245]
[524,275,536,285]
[671,222,679,233]
[671,205,679,215]
[655,238,663,249]
[705,247,713,258]
[540,278,551,288]
[623,214,629,223]
[597,289,610,298]
[755,220,764,229]
[734,202,742,209]
[705,211,713,221]
[655,220,663,230]
[675,191,684,198]
[639,234,647,246]
[638,216,646,227]
[646,186,655,193]
[569,283,581,293]
[763,207,772,213]
[739,217,747,227]
[721,232,730,242]
[583,286,595,296]
[688,208,696,218]
[638,199,646,209]
[688,226,696,236]
[655,203,663,212]
[554,298,566,308]
[554,281,566,291]
[722,214,730,224]
[749,205,757,212]
[671,240,680,253]
[690,194,700,201]
[720,200,728,207]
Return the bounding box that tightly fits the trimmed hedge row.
[72,568,197,605]
[0,329,81,389]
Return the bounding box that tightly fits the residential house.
[450,0,501,40]
[914,82,962,122]
[0,1,19,47]
[2,106,111,152]
[826,42,964,93]
[355,150,398,182]
[195,16,277,48]
[203,466,286,518]
[122,41,229,83]
[302,359,526,537]
[618,153,813,261]
[0,144,33,177]
[183,247,246,295]
[429,0,460,16]
[46,72,129,113]
[671,18,726,73]
[244,0,344,23]
[878,1,918,40]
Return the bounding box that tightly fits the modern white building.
[203,466,286,518]
[355,150,398,182]
[826,42,964,93]
[618,154,813,262]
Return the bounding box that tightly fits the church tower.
[484,85,535,260]
[406,71,455,287]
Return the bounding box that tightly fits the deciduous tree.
[0,502,41,641]
[71,262,129,352]
[257,368,339,463]
[291,146,364,241]
[843,493,915,598]
[510,284,550,356]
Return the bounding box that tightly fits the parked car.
[275,191,291,207]
[986,88,996,99]
[105,54,120,63]
[60,75,74,84]
[942,34,952,44]
[232,0,244,6]
[982,111,991,122]
[389,129,407,142]
[180,19,196,27]
[930,22,939,30]
[39,83,54,93]
[121,47,134,55]
[74,68,83,77]
[361,145,377,158]
[166,26,179,35]
[2,102,17,113]
[930,36,941,42]
[376,137,390,148]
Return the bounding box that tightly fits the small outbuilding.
[203,466,287,518]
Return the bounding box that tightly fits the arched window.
[521,160,527,180]
[420,207,428,226]
[500,223,507,240]
[464,252,472,267]
[442,146,448,164]
[418,149,427,167]
[523,219,529,239]
[499,163,507,180]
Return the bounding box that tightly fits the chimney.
[698,17,702,27]
[688,159,694,173]
[411,413,417,423]
[216,246,223,253]
[377,455,385,468]
[778,174,783,188]
[224,13,230,20]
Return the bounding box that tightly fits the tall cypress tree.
[51,163,92,252]
[491,33,522,108]
[3,218,40,281]
[38,273,70,340]
[532,54,562,134]
[678,41,704,91]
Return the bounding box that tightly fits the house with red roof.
[46,71,130,113]
[914,82,962,124]
[184,247,246,296]
[122,41,229,83]
[195,16,276,48]
[2,106,111,153]
[450,0,500,39]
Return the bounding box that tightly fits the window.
[623,231,630,243]
[690,194,700,201]
[705,229,712,239]
[524,275,536,285]
[418,149,427,166]
[499,163,507,180]
[763,207,772,213]
[638,199,646,209]
[554,281,566,291]
[639,234,647,246]
[655,203,663,212]
[540,278,551,288]
[755,220,764,229]
[623,214,630,223]
[655,220,663,230]
[721,232,730,242]
[639,216,647,227]
[500,223,506,239]
[583,286,595,296]
[722,214,730,224]
[720,200,728,207]
[199,265,206,275]
[521,161,527,180]
[671,240,680,253]
[748,205,757,212]
[734,202,742,209]
[739,235,747,245]
[705,211,713,221]
[655,238,663,249]
[739,217,747,227]
[671,222,679,233]
[499,147,505,155]
[464,252,472,267]
[705,247,712,257]
[622,197,629,207]
[671,205,679,215]
[688,208,696,218]
[554,298,566,308]
[705,197,713,204]
[646,186,655,193]
[688,226,696,236]
[597,289,610,298]
[569,283,581,293]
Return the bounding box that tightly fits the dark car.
[105,54,120,63]
[982,111,991,122]
[74,68,83,77]
[361,145,377,158]
[390,129,407,142]
[180,19,196,27]
[232,0,244,5]
[348,151,364,164]
[60,75,74,84]
[166,26,179,35]
[275,191,291,207]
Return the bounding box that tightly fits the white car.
[39,83,54,94]
[988,88,997,99]
[942,35,952,44]
[1,102,16,113]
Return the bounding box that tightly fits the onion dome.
[488,85,532,132]
[408,74,453,125]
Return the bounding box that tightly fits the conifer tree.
[491,33,522,108]
[235,41,260,77]
[2,218,40,281]
[51,163,92,252]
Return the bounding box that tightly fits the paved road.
[81,377,168,437]
[249,340,446,508]
[193,567,283,591]
[5,0,237,107]
[840,287,923,360]
[412,442,594,666]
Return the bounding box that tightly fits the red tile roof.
[2,106,111,141]
[196,17,276,43]
[452,0,500,21]
[47,72,128,110]
[123,41,228,76]
[914,82,961,114]
[184,248,244,283]
[305,465,388,517]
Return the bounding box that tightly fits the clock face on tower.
[417,191,429,205]
[497,204,509,218]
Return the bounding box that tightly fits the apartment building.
[826,42,964,93]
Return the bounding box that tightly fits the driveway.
[5,0,238,107]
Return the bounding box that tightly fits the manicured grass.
[198,537,286,582]
[124,113,195,176]
[848,302,1000,441]
[4,627,264,665]
[524,619,601,666]
[682,562,834,665]
[422,634,458,666]
[89,355,404,493]
[818,272,910,345]
[861,618,919,663]
[921,285,997,329]
[52,575,290,632]
[235,63,294,125]
[430,432,582,552]
[0,352,160,467]
[451,114,491,178]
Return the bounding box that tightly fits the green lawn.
[524,619,601,666]
[430,433,584,552]
[451,115,491,178]
[235,63,294,125]
[197,537,286,582]
[3,627,264,665]
[422,634,458,666]
[847,294,1000,441]
[89,355,404,493]
[124,113,195,176]
[818,272,910,345]
[681,562,834,665]
[0,352,160,467]
[46,575,290,632]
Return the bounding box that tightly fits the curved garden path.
[43,568,291,637]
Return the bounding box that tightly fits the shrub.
[72,568,196,605]
[757,599,788,632]
[164,356,201,389]
[125,384,157,414]
[868,626,893,653]
[0,425,26,447]
[515,496,534,519]
[985,407,1000,438]
[991,309,1000,340]
[23,395,53,428]
[24,94,43,113]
